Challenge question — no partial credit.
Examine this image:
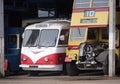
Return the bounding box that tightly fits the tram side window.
[74,0,109,8]
[92,0,109,7]
[116,0,120,7]
[8,35,17,48]
[101,28,108,40]
[87,29,97,40]
[74,0,119,11]
[74,0,90,8]
[58,29,69,45]
[101,28,117,40]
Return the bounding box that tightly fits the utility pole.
[109,0,116,77]
[0,0,4,77]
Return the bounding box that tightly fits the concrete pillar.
[0,0,4,77]
[109,0,116,77]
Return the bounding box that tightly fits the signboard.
[71,8,109,27]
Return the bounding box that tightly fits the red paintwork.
[20,53,66,65]
[68,45,79,50]
[4,59,8,71]
[71,25,108,28]
[72,7,109,13]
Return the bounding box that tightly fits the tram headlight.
[70,53,77,57]
[73,54,77,57]
[70,53,77,60]
[22,57,27,61]
[58,56,62,61]
[44,57,49,62]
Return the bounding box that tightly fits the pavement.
[0,72,120,84]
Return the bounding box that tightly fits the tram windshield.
[38,29,58,47]
[23,29,40,47]
[69,28,86,42]
[23,29,59,47]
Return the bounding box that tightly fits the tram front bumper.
[19,64,63,71]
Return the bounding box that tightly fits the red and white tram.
[19,20,70,74]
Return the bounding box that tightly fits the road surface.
[0,73,120,84]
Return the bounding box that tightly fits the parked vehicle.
[65,0,120,76]
[5,28,23,75]
[19,19,70,75]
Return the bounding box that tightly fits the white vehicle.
[19,20,70,75]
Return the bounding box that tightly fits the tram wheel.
[66,62,79,76]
